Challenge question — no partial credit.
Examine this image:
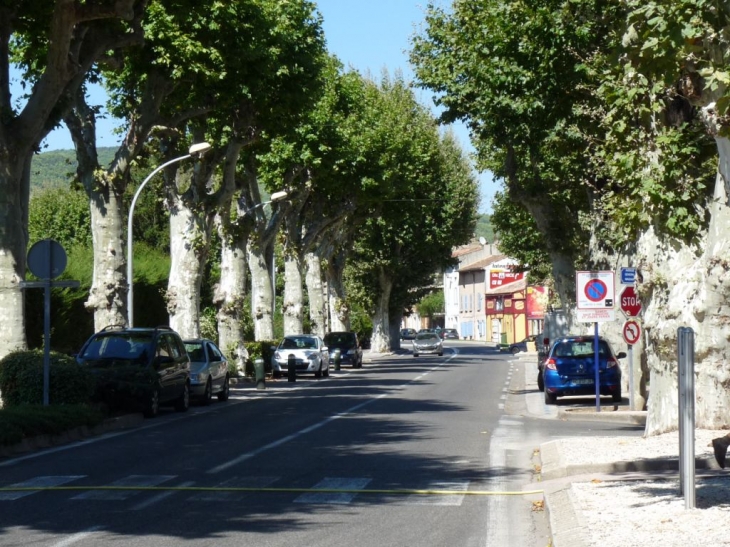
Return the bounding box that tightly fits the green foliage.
[0,350,95,407]
[29,148,117,191]
[244,340,280,376]
[28,186,92,249]
[0,404,106,447]
[418,290,445,319]
[475,214,495,243]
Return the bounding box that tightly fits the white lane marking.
[294,477,372,504]
[0,475,86,501]
[208,353,457,474]
[131,480,195,510]
[51,526,103,547]
[72,475,176,501]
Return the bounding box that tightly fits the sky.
[32,0,497,213]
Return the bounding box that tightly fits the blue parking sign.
[620,268,636,285]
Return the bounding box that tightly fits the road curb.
[558,407,647,425]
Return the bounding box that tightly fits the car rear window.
[553,340,611,358]
[325,333,355,345]
[80,333,152,359]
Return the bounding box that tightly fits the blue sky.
[31,0,496,212]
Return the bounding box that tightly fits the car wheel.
[413,353,419,358]
[323,363,330,377]
[217,375,230,402]
[511,347,520,355]
[202,378,212,406]
[438,351,443,356]
[143,386,160,418]
[537,370,545,392]
[544,390,557,405]
[175,382,190,412]
[273,370,282,379]
[612,389,622,403]
[315,362,322,378]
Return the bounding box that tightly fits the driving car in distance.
[400,328,417,340]
[76,325,190,418]
[183,338,230,405]
[542,335,625,405]
[272,335,330,378]
[441,328,459,340]
[412,331,444,357]
[324,331,362,368]
[509,334,537,354]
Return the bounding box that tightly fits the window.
[495,297,504,311]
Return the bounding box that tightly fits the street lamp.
[127,142,212,327]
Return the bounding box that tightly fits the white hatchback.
[273,335,330,378]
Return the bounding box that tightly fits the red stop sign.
[620,286,642,316]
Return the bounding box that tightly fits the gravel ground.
[561,429,730,547]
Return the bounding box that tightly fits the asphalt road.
[0,342,644,547]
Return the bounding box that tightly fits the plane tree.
[0,1,147,358]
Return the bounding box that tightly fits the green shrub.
[244,339,280,376]
[0,404,106,447]
[88,366,160,414]
[0,350,95,407]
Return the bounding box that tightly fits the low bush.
[0,350,95,407]
[244,339,280,376]
[0,404,106,447]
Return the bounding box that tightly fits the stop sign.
[620,286,642,316]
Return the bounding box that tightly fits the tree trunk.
[283,251,304,335]
[215,213,248,373]
[87,187,127,331]
[0,153,31,357]
[167,193,211,339]
[248,240,275,340]
[641,133,730,435]
[370,270,393,353]
[326,250,349,331]
[388,315,402,351]
[305,252,326,336]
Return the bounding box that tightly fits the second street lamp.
[127,142,212,328]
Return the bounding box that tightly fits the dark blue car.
[542,335,625,405]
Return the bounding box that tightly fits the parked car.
[412,331,444,357]
[509,334,537,354]
[272,335,330,378]
[400,328,417,340]
[76,325,190,417]
[441,328,459,340]
[324,331,363,368]
[417,328,434,334]
[183,338,230,405]
[541,335,625,405]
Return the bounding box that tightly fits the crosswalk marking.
[72,475,176,501]
[187,476,280,501]
[0,475,86,501]
[295,477,372,504]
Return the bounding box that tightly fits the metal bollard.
[678,327,695,508]
[334,348,341,371]
[254,358,266,390]
[287,353,296,382]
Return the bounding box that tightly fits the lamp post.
[127,142,212,327]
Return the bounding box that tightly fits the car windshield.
[184,342,206,362]
[280,336,317,350]
[324,333,355,346]
[80,333,152,360]
[416,333,439,341]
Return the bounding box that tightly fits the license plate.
[573,379,593,385]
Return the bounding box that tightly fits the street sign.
[623,320,641,345]
[577,308,616,323]
[620,267,636,285]
[620,286,642,316]
[576,271,615,310]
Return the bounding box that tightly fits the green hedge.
[244,340,280,376]
[0,404,106,446]
[0,350,95,407]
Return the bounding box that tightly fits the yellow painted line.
[0,485,544,496]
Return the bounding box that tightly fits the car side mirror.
[616,351,627,359]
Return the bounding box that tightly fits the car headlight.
[347,349,356,355]
[192,372,207,383]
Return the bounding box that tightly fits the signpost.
[576,271,616,412]
[20,239,79,406]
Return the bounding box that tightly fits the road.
[0,342,643,546]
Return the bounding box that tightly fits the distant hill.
[30,148,117,191]
[475,213,495,243]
